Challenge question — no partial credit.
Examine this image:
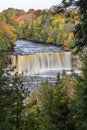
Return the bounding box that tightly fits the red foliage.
[64,40,67,47]
[0,21,11,30]
[71,34,74,40]
[28,9,41,16]
[14,15,26,25]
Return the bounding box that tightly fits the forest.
[0,0,87,130]
[0,3,79,50]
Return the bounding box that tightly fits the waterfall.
[12,52,71,75]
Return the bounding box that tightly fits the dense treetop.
[0,7,79,50]
[0,0,87,51]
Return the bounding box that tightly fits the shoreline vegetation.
[0,7,77,51]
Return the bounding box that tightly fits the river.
[13,39,64,55]
[12,39,72,92]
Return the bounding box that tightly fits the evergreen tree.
[51,72,76,130]
[26,76,76,130]
[74,54,87,130]
[0,70,30,130]
[0,48,30,130]
[60,0,87,50]
[74,0,87,50]
[55,72,61,85]
[38,82,54,130]
[7,73,29,130]
[0,44,12,129]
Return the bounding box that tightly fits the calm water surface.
[14,39,64,55]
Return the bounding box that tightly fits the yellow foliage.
[52,16,65,27]
[63,33,68,39]
[59,24,63,31]
[46,37,53,43]
[49,16,55,22]
[68,33,73,39]
[41,29,45,35]
[27,93,38,114]
[35,15,42,25]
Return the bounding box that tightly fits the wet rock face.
[24,72,57,94]
[72,54,82,68]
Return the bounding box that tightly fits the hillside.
[0,7,79,50]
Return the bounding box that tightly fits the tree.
[38,82,54,130]
[0,22,16,49]
[0,59,30,130]
[60,0,87,50]
[74,54,87,130]
[55,72,61,85]
[0,35,30,129]
[26,73,76,130]
[51,71,76,130]
[8,73,29,130]
[26,81,54,130]
[74,0,87,50]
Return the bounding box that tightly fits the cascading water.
[12,52,71,75]
[11,40,72,91]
